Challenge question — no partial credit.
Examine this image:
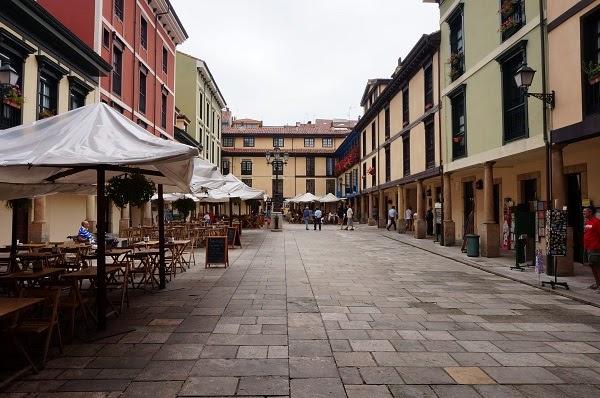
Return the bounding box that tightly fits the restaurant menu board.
[205,236,228,268]
[227,227,238,248]
[546,209,568,257]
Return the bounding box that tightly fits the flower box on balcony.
[584,61,600,85]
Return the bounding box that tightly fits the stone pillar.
[367,193,375,226]
[480,162,500,257]
[442,173,456,246]
[359,195,365,223]
[119,205,130,237]
[378,190,385,228]
[551,145,574,276]
[143,201,153,226]
[86,195,96,232]
[415,180,426,238]
[29,197,48,243]
[397,185,406,232]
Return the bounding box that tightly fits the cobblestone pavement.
[5,223,600,397]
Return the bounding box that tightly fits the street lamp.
[265,146,289,213]
[514,63,555,108]
[0,64,19,86]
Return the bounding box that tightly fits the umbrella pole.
[96,166,107,331]
[158,184,166,289]
[229,199,233,227]
[9,201,18,272]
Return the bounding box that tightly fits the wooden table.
[132,241,159,249]
[165,240,190,275]
[126,249,161,289]
[16,243,48,252]
[17,252,62,270]
[0,268,65,284]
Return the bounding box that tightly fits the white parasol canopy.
[188,158,226,193]
[200,174,265,202]
[318,193,344,203]
[291,192,320,203]
[0,103,198,192]
[151,193,199,202]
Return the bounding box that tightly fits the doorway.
[14,204,29,243]
[493,184,500,224]
[463,181,475,234]
[566,173,583,263]
[521,178,538,204]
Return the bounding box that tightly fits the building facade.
[0,0,111,245]
[176,51,226,166]
[357,32,442,236]
[429,0,550,262]
[38,0,188,138]
[547,0,600,268]
[222,119,355,202]
[335,129,360,213]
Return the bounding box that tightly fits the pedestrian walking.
[387,206,397,231]
[426,207,434,236]
[313,207,322,231]
[303,206,310,230]
[584,206,600,291]
[405,206,413,231]
[345,204,355,230]
[337,204,345,229]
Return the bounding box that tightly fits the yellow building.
[0,1,111,245]
[357,32,442,237]
[221,118,355,207]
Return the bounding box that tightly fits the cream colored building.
[357,32,442,237]
[222,119,355,205]
[175,51,226,166]
[0,1,111,245]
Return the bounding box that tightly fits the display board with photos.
[546,209,568,257]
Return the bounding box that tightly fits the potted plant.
[448,52,463,81]
[38,109,56,119]
[583,61,600,85]
[368,166,376,176]
[499,17,517,34]
[2,85,24,108]
[452,135,464,144]
[173,197,196,221]
[106,172,156,209]
[500,0,516,17]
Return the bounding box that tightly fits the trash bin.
[465,234,480,257]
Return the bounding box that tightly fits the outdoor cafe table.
[15,243,48,252]
[126,249,162,289]
[165,240,190,275]
[17,252,62,270]
[132,241,159,249]
[0,268,65,292]
[0,297,45,381]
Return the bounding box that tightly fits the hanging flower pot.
[173,198,196,220]
[583,61,600,85]
[2,85,24,109]
[106,172,156,208]
[368,166,376,176]
[38,109,56,119]
[452,136,464,144]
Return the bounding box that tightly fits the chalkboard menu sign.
[227,227,238,249]
[546,209,567,257]
[205,236,228,268]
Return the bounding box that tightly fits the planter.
[2,98,21,109]
[589,74,600,86]
[452,136,464,144]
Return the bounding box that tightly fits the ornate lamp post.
[265,146,289,213]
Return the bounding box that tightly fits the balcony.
[0,101,21,130]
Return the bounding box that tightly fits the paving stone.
[345,385,393,398]
[268,345,289,358]
[395,367,455,384]
[488,353,555,367]
[290,357,339,378]
[290,377,346,398]
[431,385,483,398]
[350,339,395,352]
[339,367,363,384]
[516,384,573,398]
[207,333,287,346]
[134,360,194,381]
[545,341,600,353]
[449,353,501,367]
[456,341,502,353]
[165,332,210,344]
[539,352,600,367]
[555,384,600,397]
[86,357,150,369]
[388,385,438,398]
[151,344,203,360]
[200,345,239,358]
[190,358,289,376]
[359,367,403,384]
[289,340,332,357]
[373,352,459,367]
[121,381,183,398]
[444,367,496,384]
[178,376,238,396]
[473,385,525,398]
[57,380,130,392]
[482,366,564,384]
[237,376,289,396]
[333,352,377,366]
[546,366,600,384]
[330,339,352,352]
[237,345,268,359]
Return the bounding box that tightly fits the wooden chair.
[107,251,131,312]
[15,287,63,366]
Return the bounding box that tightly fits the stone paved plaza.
[5,223,600,397]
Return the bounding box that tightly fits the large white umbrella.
[318,193,344,203]
[292,192,320,203]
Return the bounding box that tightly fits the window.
[371,122,376,151]
[306,179,315,195]
[69,83,87,110]
[139,67,147,114]
[344,173,351,195]
[243,137,255,147]
[304,137,315,147]
[242,178,252,187]
[140,16,148,49]
[273,136,284,147]
[402,88,409,127]
[221,159,230,175]
[161,93,167,128]
[112,45,122,96]
[362,131,366,156]
[272,160,283,175]
[501,0,525,42]
[583,10,600,115]
[322,137,333,148]
[306,157,315,177]
[384,107,390,140]
[162,47,168,74]
[326,158,335,177]
[102,27,110,48]
[384,145,391,182]
[425,117,435,169]
[450,88,467,159]
[449,7,465,82]
[424,62,434,109]
[326,179,336,195]
[402,134,410,176]
[501,50,527,142]
[38,73,57,119]
[114,0,124,20]
[371,157,376,187]
[137,119,148,129]
[222,137,234,147]
[199,92,203,120]
[362,163,367,189]
[241,160,252,175]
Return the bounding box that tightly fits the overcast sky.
[171,0,439,125]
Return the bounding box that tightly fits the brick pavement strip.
[9,225,600,396]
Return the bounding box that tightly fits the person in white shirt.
[387,206,398,231]
[405,206,413,231]
[313,208,323,231]
[345,205,355,230]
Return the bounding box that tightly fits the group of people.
[301,203,354,231]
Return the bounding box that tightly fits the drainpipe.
[132,5,137,119]
[154,9,170,136]
[437,47,445,246]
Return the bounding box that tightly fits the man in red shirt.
[584,207,600,290]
